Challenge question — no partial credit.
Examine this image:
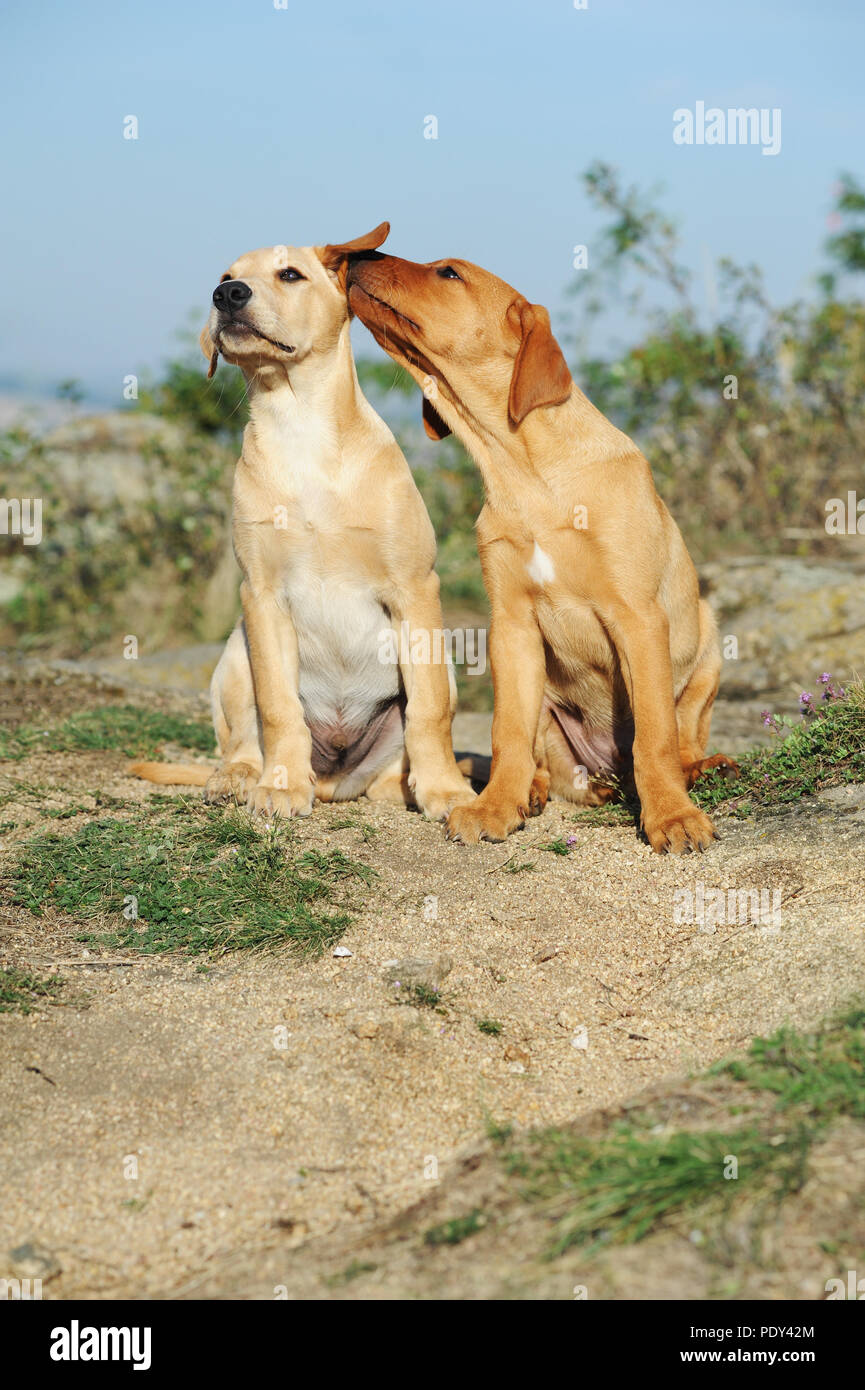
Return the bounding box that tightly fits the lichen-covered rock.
[0,410,237,654]
[703,555,865,705]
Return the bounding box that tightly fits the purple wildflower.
[816,672,846,703]
[761,709,782,734]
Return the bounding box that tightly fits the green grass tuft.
[0,704,215,760]
[0,966,64,1014]
[711,1008,865,1120]
[328,813,379,844]
[539,837,576,856]
[565,681,864,826]
[504,1123,810,1259]
[495,1006,865,1259]
[424,1209,487,1246]
[392,981,443,1010]
[5,802,372,956]
[325,1259,378,1287]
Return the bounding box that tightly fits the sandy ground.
[1,670,864,1300]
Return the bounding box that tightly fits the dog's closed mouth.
[220,322,295,354]
[350,283,420,334]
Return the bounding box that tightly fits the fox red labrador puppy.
[348,250,736,852]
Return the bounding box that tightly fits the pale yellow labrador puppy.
[132,224,474,820]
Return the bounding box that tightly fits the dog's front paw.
[248,780,314,821]
[414,778,476,822]
[204,761,260,805]
[446,795,527,844]
[642,801,717,854]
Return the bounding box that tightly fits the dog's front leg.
[446,591,546,843]
[240,580,315,819]
[392,575,475,820]
[608,601,716,853]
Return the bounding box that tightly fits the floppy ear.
[200,324,218,380]
[507,299,572,426]
[317,221,391,285]
[423,393,451,441]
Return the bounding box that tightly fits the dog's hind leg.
[365,751,413,806]
[204,623,263,804]
[675,602,738,789]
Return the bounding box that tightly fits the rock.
[8,1242,60,1282]
[816,784,865,821]
[0,410,238,656]
[383,956,453,991]
[700,556,865,705]
[333,946,353,958]
[271,1218,308,1247]
[47,644,225,698]
[349,1017,380,1040]
[24,412,190,510]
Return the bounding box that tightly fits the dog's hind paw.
[248,782,314,821]
[528,767,551,816]
[204,762,261,805]
[684,753,740,789]
[414,779,477,822]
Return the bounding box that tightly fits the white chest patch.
[527,542,556,587]
[282,571,399,731]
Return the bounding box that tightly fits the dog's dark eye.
[278,267,305,282]
[436,266,462,280]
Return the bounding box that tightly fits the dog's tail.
[455,752,491,788]
[128,761,211,786]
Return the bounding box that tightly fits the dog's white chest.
[282,568,398,729]
[239,413,402,734]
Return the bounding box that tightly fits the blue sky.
[2,0,862,399]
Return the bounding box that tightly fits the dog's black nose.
[212,280,252,312]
